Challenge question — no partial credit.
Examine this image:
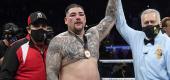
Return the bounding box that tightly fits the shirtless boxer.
[46,0,117,80]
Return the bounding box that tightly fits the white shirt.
[115,0,170,80]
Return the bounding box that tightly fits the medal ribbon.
[68,31,88,50]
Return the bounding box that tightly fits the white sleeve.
[115,0,138,45]
[165,40,170,78]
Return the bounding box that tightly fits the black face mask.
[4,34,12,40]
[45,31,54,45]
[142,25,160,39]
[4,34,18,43]
[31,29,47,43]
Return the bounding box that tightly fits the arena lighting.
[105,45,130,52]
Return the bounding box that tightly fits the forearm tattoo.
[95,0,117,42]
[106,0,117,19]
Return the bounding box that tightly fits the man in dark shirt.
[0,23,19,67]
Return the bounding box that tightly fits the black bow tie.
[144,39,154,45]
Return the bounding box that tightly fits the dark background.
[0,0,170,78]
[0,0,170,35]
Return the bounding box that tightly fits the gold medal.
[84,50,91,58]
[156,45,162,59]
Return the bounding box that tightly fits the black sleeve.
[0,41,8,58]
[0,38,28,80]
[0,45,19,80]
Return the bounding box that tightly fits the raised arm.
[46,37,63,80]
[115,0,138,44]
[94,0,117,42]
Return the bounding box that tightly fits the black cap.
[27,11,47,25]
[3,22,19,35]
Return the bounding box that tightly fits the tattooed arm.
[46,37,63,80]
[94,0,117,42]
